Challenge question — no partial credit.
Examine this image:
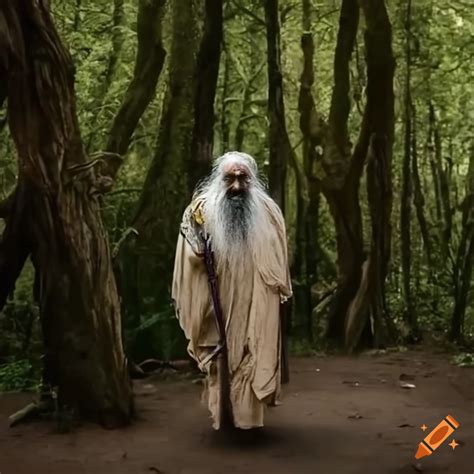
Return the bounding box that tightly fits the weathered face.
[222,163,251,197]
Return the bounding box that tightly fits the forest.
[0,0,473,472]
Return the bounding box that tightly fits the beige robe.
[172,197,292,429]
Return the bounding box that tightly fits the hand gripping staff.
[200,231,234,429]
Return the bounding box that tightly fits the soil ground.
[0,349,472,474]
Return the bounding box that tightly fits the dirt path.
[0,350,472,474]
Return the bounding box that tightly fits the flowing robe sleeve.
[257,200,293,303]
[171,202,218,372]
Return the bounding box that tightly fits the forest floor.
[0,349,472,474]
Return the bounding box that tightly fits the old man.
[172,151,292,430]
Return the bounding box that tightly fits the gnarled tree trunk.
[0,0,132,426]
[344,0,396,351]
[320,0,363,345]
[316,0,396,350]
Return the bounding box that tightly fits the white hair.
[194,152,277,276]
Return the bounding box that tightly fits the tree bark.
[104,0,167,180]
[220,48,231,153]
[0,186,29,310]
[262,0,293,381]
[320,0,363,345]
[317,0,395,350]
[262,0,292,212]
[344,0,396,351]
[122,1,204,360]
[450,143,474,341]
[430,103,453,259]
[411,103,434,268]
[293,0,324,342]
[400,0,417,337]
[189,0,223,190]
[0,0,132,426]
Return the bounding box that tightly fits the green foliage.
[289,337,318,357]
[0,359,41,392]
[127,307,188,361]
[0,0,472,368]
[452,352,474,368]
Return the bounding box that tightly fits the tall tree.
[262,0,292,212]
[292,0,324,342]
[345,0,396,350]
[319,0,363,345]
[411,103,434,270]
[451,143,474,341]
[104,0,167,182]
[262,0,294,381]
[120,1,223,359]
[400,0,417,337]
[312,0,396,350]
[0,0,132,426]
[190,0,224,189]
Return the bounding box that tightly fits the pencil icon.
[415,414,460,459]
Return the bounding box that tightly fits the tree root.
[8,400,52,427]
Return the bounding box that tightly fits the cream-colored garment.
[172,198,292,429]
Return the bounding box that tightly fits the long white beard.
[197,178,274,278]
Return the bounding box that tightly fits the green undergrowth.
[0,358,41,392]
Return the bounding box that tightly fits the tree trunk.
[104,0,167,181]
[293,0,324,343]
[451,144,474,341]
[220,48,231,153]
[262,0,293,381]
[400,0,417,337]
[262,0,292,212]
[411,104,434,269]
[319,0,395,350]
[0,186,29,310]
[122,1,204,360]
[430,103,453,259]
[0,0,132,426]
[189,0,223,190]
[320,0,362,345]
[345,0,396,351]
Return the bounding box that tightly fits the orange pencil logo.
[415,414,460,459]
